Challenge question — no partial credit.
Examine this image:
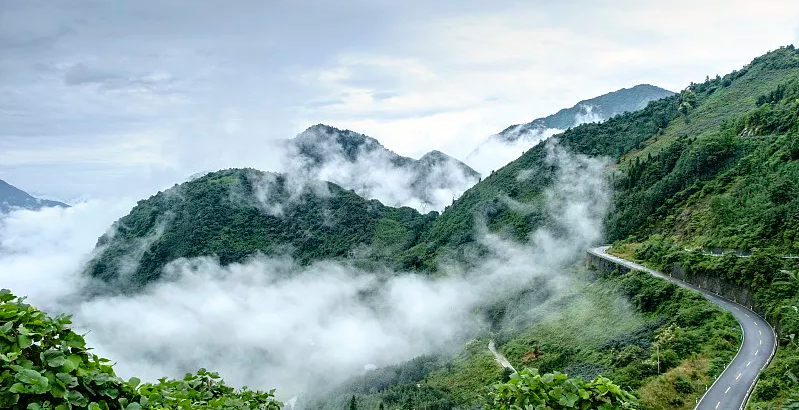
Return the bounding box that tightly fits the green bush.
[0,290,281,410]
[488,368,637,410]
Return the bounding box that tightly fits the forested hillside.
[89,46,799,281]
[86,169,435,291]
[402,46,799,271]
[320,45,799,409]
[494,84,674,143]
[600,46,799,407]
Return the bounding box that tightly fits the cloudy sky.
[2,0,799,201]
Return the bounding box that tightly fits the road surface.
[588,246,776,410]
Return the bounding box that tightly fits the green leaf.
[0,289,15,302]
[99,387,119,399]
[9,383,30,393]
[559,393,579,407]
[16,368,43,384]
[128,376,141,388]
[42,349,67,367]
[56,372,78,388]
[17,333,32,349]
[126,402,142,410]
[67,389,88,407]
[27,403,44,410]
[0,392,19,408]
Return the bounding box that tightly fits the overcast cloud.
[1,0,798,201]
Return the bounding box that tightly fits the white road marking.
[725,386,731,393]
[716,401,721,409]
[755,350,759,355]
[745,313,750,317]
[747,361,751,367]
[761,339,763,345]
[736,373,742,380]
[759,330,762,335]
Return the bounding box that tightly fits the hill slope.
[401,46,799,272]
[466,84,674,174]
[0,179,68,213]
[85,169,435,291]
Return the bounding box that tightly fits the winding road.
[588,246,776,410]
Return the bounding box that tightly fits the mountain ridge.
[0,179,69,213]
[285,124,480,211]
[465,83,675,174]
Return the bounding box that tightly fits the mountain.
[0,179,69,213]
[84,168,435,292]
[80,46,799,409]
[466,84,674,174]
[286,124,480,211]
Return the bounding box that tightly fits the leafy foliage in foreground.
[488,368,637,410]
[0,289,281,410]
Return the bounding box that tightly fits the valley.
[2,11,799,409]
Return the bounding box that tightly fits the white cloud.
[1,0,798,199]
[0,142,610,401]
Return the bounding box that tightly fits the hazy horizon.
[2,0,798,201]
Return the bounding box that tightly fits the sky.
[2,0,799,201]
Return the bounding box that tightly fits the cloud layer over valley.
[0,144,608,401]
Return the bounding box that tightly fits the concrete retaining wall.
[585,252,765,317]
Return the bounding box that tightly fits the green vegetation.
[488,368,636,409]
[86,169,436,291]
[79,46,799,408]
[0,289,281,410]
[589,45,799,408]
[309,268,738,410]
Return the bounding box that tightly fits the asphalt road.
[588,246,776,410]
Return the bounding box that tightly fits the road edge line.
[586,246,760,410]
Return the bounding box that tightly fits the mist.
[274,125,480,213]
[465,103,607,175]
[0,142,608,402]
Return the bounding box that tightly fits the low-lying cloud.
[0,143,608,403]
[276,125,480,212]
[465,103,608,175]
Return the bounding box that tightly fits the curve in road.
[588,246,776,410]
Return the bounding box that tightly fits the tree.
[349,395,357,410]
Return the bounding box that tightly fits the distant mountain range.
[281,124,480,211]
[0,179,69,213]
[466,84,675,174]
